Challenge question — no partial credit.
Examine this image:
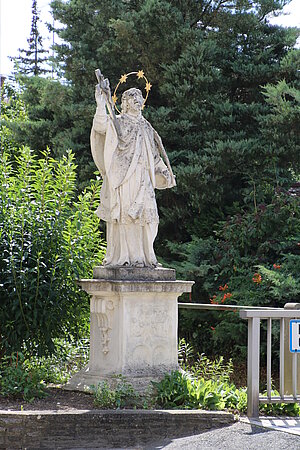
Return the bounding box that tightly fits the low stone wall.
[0,409,236,449]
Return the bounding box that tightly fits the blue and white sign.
[289,320,300,353]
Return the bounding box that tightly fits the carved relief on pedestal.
[91,296,115,355]
[128,304,174,366]
[130,305,171,340]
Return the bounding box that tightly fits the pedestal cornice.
[77,279,194,295]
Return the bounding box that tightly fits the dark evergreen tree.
[49,0,299,241]
[14,0,50,76]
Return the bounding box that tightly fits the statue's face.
[125,90,144,114]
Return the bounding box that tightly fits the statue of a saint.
[90,70,176,268]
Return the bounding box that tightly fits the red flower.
[273,264,281,270]
[210,295,217,304]
[211,326,216,331]
[221,292,233,303]
[252,273,262,284]
[219,284,229,291]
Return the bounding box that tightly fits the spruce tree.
[14,0,50,76]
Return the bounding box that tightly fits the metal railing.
[240,304,300,417]
[179,302,300,417]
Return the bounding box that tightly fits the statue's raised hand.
[95,85,106,110]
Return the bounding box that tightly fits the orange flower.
[210,295,217,304]
[221,292,233,303]
[273,264,281,270]
[252,273,262,284]
[219,284,229,291]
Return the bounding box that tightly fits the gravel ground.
[69,421,300,450]
[141,421,300,450]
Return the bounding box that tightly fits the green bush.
[0,147,105,355]
[24,337,90,384]
[178,338,233,382]
[152,370,245,411]
[174,340,299,416]
[178,191,300,359]
[91,376,139,409]
[0,352,46,402]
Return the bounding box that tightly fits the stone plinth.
[67,267,193,391]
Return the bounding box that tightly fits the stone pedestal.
[67,267,193,391]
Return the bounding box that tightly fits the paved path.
[242,416,300,436]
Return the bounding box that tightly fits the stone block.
[68,271,194,391]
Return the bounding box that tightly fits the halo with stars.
[112,70,152,113]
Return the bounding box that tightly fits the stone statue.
[90,69,176,268]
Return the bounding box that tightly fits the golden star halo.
[119,74,127,84]
[112,70,151,113]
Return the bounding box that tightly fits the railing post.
[247,317,260,417]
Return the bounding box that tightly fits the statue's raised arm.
[91,70,176,268]
[95,69,121,138]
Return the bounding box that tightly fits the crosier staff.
[153,130,176,187]
[95,68,121,138]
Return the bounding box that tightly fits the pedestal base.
[67,267,193,392]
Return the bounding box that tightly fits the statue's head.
[121,88,144,115]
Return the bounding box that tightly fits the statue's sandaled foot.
[133,261,144,268]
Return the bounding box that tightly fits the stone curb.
[0,409,236,449]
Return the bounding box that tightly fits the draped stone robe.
[91,108,174,267]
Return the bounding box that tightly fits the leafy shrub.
[92,376,139,409]
[178,338,233,382]
[192,354,233,383]
[0,147,105,355]
[178,191,300,359]
[0,352,46,402]
[24,337,90,384]
[152,370,245,411]
[260,390,300,416]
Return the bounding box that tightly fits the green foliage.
[152,370,245,411]
[155,341,241,410]
[178,338,233,382]
[0,147,105,355]
[154,342,299,415]
[192,354,234,384]
[0,83,27,155]
[0,352,46,402]
[260,390,300,416]
[178,189,300,357]
[91,376,139,409]
[24,337,89,384]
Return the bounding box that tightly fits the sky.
[0,0,300,77]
